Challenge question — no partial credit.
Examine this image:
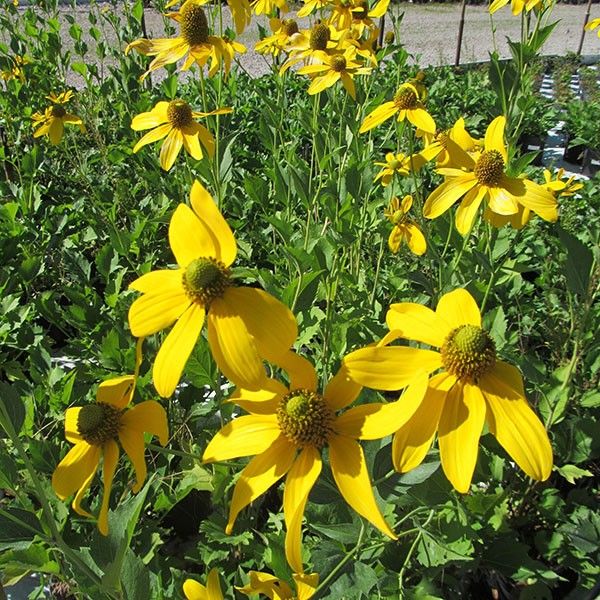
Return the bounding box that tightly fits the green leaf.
[0,508,45,550]
[557,227,593,296]
[555,464,593,485]
[0,382,26,437]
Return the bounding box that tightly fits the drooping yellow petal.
[203,414,281,462]
[359,101,398,134]
[435,288,481,330]
[182,579,207,600]
[392,372,454,472]
[129,269,183,294]
[65,407,83,443]
[226,436,296,533]
[52,442,99,499]
[181,127,204,161]
[189,180,237,267]
[489,0,509,13]
[48,118,64,145]
[407,107,436,134]
[169,203,218,268]
[283,446,322,573]
[120,400,169,445]
[518,179,558,222]
[386,302,449,348]
[455,185,487,236]
[294,573,319,600]
[487,184,519,215]
[96,375,135,409]
[340,72,356,100]
[159,127,184,171]
[118,426,148,494]
[132,123,172,153]
[153,303,205,397]
[208,297,267,391]
[423,176,478,219]
[128,286,190,337]
[277,351,317,392]
[98,440,119,535]
[131,102,170,130]
[238,571,293,599]
[481,361,552,481]
[329,435,396,538]
[484,116,507,163]
[206,568,224,600]
[403,223,427,256]
[72,463,97,519]
[221,287,297,363]
[335,373,428,439]
[344,346,442,391]
[323,363,362,411]
[438,381,486,493]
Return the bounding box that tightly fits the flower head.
[131,99,232,171]
[256,18,300,55]
[344,288,553,493]
[1,54,30,83]
[384,195,427,255]
[585,17,600,36]
[52,350,168,535]
[128,181,297,397]
[32,90,85,145]
[183,568,223,600]
[543,168,583,197]
[374,151,426,186]
[359,80,435,134]
[125,0,246,79]
[423,116,557,235]
[203,352,409,573]
[238,570,319,599]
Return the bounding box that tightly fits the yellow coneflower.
[384,195,427,255]
[32,91,85,145]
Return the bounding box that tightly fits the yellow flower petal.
[128,286,190,338]
[169,203,219,268]
[48,118,64,145]
[294,573,319,600]
[323,363,362,411]
[519,179,558,222]
[96,375,135,409]
[484,115,507,163]
[407,107,436,134]
[481,361,552,481]
[277,351,317,392]
[98,440,119,535]
[226,436,296,533]
[386,302,449,347]
[131,102,169,130]
[424,175,478,220]
[203,414,281,462]
[344,346,442,391]
[121,401,169,445]
[359,101,398,134]
[153,303,205,397]
[487,184,519,215]
[283,446,322,573]
[208,297,267,391]
[335,373,429,439]
[118,426,147,494]
[52,441,98,499]
[132,123,172,153]
[65,407,83,443]
[182,579,207,600]
[206,568,223,600]
[455,185,487,236]
[308,70,340,96]
[159,127,184,171]
[222,287,297,363]
[329,435,396,539]
[230,378,288,415]
[435,288,481,330]
[392,372,454,472]
[189,180,237,267]
[438,381,486,493]
[129,269,183,294]
[72,462,97,519]
[181,127,203,161]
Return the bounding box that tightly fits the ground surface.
[12,2,600,81]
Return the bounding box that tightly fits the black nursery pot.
[582,148,600,177]
[563,135,586,165]
[518,133,545,167]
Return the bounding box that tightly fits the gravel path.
[11,2,600,82]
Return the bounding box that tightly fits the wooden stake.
[455,0,467,67]
[577,0,593,55]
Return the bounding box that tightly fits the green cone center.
[77,402,122,446]
[182,257,230,306]
[330,55,347,72]
[167,99,194,129]
[277,389,334,449]
[441,324,496,382]
[310,24,330,51]
[180,0,209,46]
[51,105,66,118]
[474,149,504,186]
[394,85,418,110]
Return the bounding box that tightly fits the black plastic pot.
[518,133,545,166]
[582,148,600,177]
[563,135,586,165]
